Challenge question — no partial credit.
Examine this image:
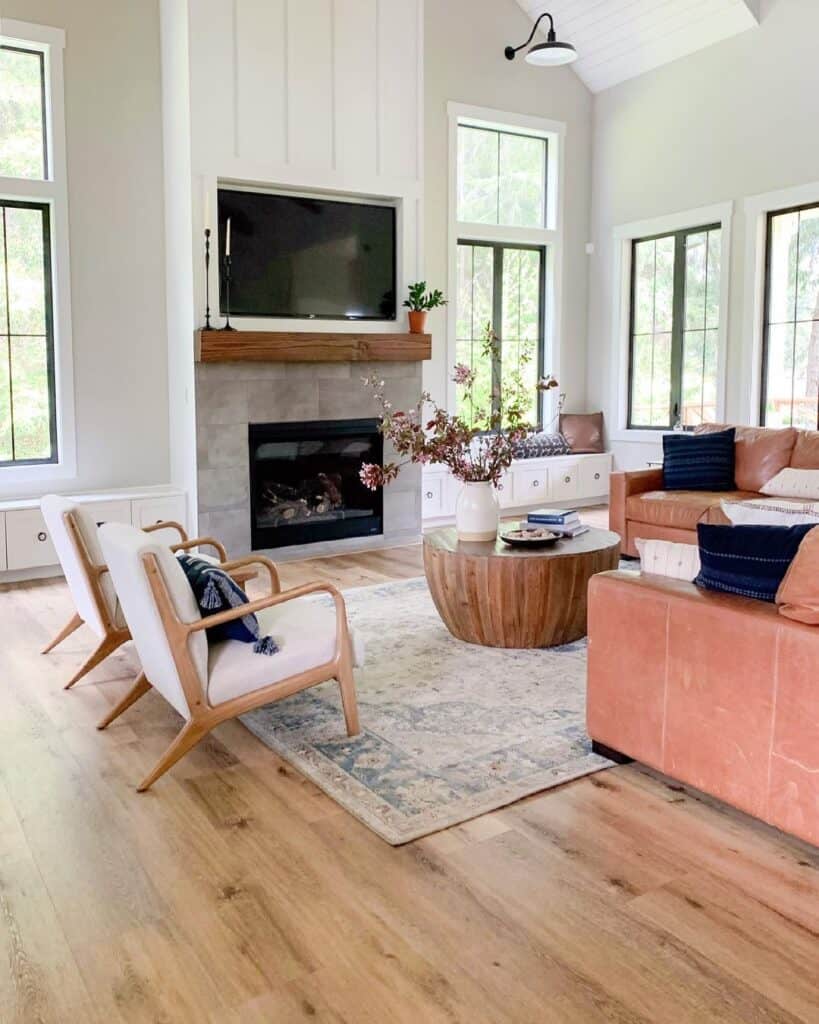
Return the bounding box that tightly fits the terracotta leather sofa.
[609,424,819,556]
[587,571,819,847]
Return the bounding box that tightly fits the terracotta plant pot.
[407,310,428,334]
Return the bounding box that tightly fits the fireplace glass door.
[249,418,383,549]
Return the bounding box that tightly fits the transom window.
[456,241,544,427]
[0,40,58,466]
[628,224,722,430]
[760,203,819,429]
[457,125,547,229]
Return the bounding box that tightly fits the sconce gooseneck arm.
[504,11,555,60]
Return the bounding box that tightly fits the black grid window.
[628,223,722,430]
[0,200,58,465]
[760,202,819,429]
[455,240,545,428]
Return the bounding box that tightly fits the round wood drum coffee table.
[423,526,620,649]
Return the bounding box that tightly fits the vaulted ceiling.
[513,0,761,93]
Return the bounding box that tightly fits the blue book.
[528,507,578,524]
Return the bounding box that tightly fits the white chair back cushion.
[98,522,208,720]
[41,494,113,637]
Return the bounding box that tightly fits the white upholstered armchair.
[97,522,361,791]
[40,493,229,689]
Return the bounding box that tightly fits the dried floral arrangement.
[360,324,560,490]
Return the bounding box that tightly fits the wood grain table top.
[423,525,621,561]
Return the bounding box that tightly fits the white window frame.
[609,201,733,444]
[446,102,565,425]
[0,19,76,486]
[743,179,819,427]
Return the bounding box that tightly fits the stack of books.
[524,507,589,538]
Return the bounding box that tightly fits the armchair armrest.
[609,468,664,548]
[218,554,281,594]
[171,536,228,562]
[142,520,188,543]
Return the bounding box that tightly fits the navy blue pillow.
[695,523,816,602]
[177,555,278,654]
[663,428,736,491]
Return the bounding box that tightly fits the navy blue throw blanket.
[663,428,736,491]
[177,554,279,654]
[695,523,815,602]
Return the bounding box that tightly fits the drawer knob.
[37,531,48,542]
[425,491,434,499]
[498,483,504,491]
[533,479,540,487]
[594,472,600,480]
[564,475,571,484]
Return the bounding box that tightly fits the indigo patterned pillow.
[694,523,816,602]
[177,555,278,654]
[512,431,571,460]
[663,428,736,491]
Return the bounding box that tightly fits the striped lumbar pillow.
[663,428,736,491]
[721,497,819,526]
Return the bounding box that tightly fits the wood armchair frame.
[42,511,235,690]
[97,552,360,792]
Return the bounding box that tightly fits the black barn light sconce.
[504,11,577,67]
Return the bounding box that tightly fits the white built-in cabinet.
[0,486,186,576]
[422,453,611,524]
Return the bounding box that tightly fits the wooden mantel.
[194,329,431,363]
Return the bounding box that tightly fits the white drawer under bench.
[0,485,186,580]
[422,452,612,525]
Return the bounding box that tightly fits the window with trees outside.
[760,203,819,429]
[455,122,549,428]
[0,42,58,464]
[628,224,722,430]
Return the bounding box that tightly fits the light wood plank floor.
[2,518,819,1022]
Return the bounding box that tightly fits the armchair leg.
[337,661,360,737]
[137,720,208,792]
[41,612,83,654]
[97,673,152,730]
[64,629,130,690]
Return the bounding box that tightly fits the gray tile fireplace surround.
[194,360,423,560]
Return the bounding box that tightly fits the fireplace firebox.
[249,419,383,549]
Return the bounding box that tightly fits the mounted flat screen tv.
[217,189,396,321]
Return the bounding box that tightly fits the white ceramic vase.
[455,481,499,542]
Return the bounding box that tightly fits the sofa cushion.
[791,429,819,469]
[696,423,797,491]
[776,526,819,624]
[663,428,736,491]
[695,523,815,603]
[626,489,759,532]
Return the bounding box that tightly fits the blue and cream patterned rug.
[241,576,612,844]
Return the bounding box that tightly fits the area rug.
[241,576,614,844]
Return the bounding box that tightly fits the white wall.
[0,0,170,499]
[424,0,593,410]
[587,0,819,469]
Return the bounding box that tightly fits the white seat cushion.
[206,595,363,707]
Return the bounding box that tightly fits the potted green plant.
[403,281,446,334]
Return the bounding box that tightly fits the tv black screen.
[217,189,396,321]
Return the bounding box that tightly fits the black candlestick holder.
[222,253,236,331]
[202,228,214,330]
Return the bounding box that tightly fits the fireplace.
[248,418,383,549]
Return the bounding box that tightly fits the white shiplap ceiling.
[513,0,761,93]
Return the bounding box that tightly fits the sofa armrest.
[608,468,664,544]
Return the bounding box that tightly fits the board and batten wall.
[424,0,593,411]
[161,0,424,526]
[0,0,170,500]
[587,0,819,470]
